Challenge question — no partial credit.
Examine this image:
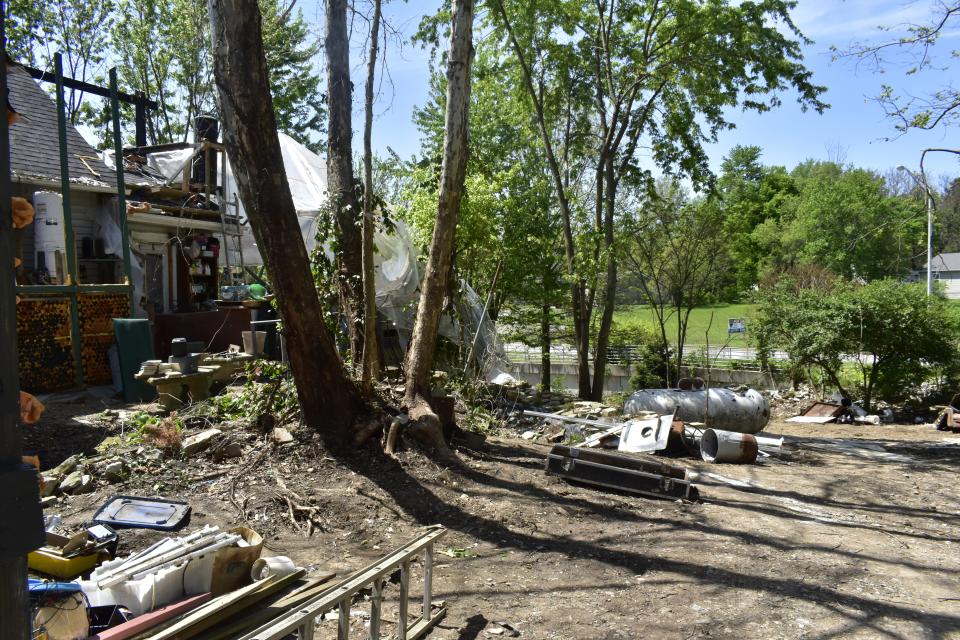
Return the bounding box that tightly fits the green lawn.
[613,303,757,347]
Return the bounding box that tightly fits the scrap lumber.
[193,572,337,640]
[786,402,844,424]
[142,570,305,640]
[91,593,212,640]
[545,445,699,501]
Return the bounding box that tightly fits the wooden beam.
[22,64,159,109]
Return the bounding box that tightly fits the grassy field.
[613,303,757,347]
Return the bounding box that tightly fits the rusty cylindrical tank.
[623,387,769,434]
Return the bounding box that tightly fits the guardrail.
[238,526,448,640]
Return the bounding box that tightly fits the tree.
[260,0,325,150]
[488,0,827,400]
[325,0,364,364]
[401,0,474,462]
[621,182,732,385]
[939,177,960,253]
[361,0,383,388]
[771,161,927,280]
[4,0,114,125]
[753,278,959,410]
[837,2,959,144]
[208,0,359,446]
[717,145,797,294]
[400,46,567,390]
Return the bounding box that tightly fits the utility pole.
[0,13,47,638]
[897,164,935,296]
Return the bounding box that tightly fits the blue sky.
[296,0,958,181]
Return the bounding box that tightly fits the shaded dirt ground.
[28,394,960,639]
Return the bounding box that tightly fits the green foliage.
[609,318,672,390]
[775,162,926,280]
[212,360,299,421]
[753,278,960,409]
[5,0,114,126]
[7,0,323,147]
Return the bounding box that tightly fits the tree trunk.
[209,0,359,447]
[402,0,474,464]
[591,155,618,400]
[325,0,364,364]
[575,283,592,398]
[540,300,552,391]
[360,0,383,389]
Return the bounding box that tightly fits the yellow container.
[28,532,102,579]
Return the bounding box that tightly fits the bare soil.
[27,394,960,639]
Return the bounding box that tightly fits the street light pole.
[897,164,934,296]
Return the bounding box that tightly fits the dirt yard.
[27,393,960,639]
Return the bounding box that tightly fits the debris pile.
[29,512,448,640]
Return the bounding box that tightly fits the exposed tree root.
[392,394,462,468]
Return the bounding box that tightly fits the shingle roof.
[7,65,117,190]
[928,253,960,272]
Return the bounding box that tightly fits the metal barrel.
[700,429,759,463]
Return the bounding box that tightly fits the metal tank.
[623,388,769,434]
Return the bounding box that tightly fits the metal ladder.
[238,526,448,640]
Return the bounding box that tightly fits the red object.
[90,593,212,640]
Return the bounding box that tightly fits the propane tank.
[33,191,66,276]
[623,387,769,434]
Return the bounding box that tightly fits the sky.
[293,0,959,182]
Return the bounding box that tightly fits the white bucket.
[701,428,759,463]
[242,331,266,355]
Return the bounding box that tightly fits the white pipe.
[130,536,240,580]
[98,532,234,587]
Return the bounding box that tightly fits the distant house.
[910,253,960,299]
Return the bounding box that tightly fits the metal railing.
[238,526,447,640]
[503,343,788,367]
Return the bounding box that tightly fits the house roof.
[7,65,117,190]
[928,253,960,272]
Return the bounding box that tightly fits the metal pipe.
[522,409,626,430]
[700,429,758,464]
[624,388,769,434]
[109,68,134,315]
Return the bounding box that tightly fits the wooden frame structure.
[14,53,135,386]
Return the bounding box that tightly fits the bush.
[608,319,673,390]
[753,278,960,409]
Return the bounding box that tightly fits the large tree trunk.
[360,0,383,389]
[540,300,552,391]
[325,0,364,364]
[209,0,359,447]
[591,155,618,400]
[401,0,474,463]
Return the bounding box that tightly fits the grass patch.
[613,303,757,347]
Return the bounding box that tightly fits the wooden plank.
[195,573,336,640]
[801,402,844,418]
[406,607,448,640]
[91,593,211,640]
[146,570,305,640]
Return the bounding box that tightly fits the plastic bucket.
[242,331,266,356]
[700,428,759,463]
